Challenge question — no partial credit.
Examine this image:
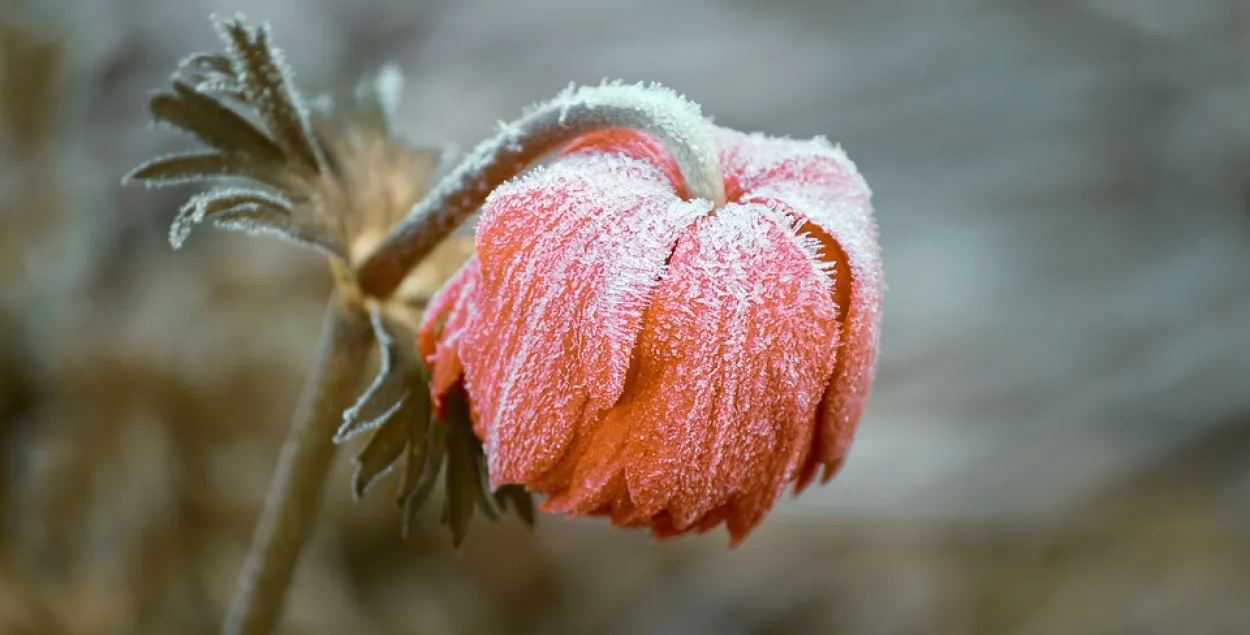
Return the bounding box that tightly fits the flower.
[419,126,883,545]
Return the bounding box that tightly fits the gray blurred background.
[2,0,1250,633]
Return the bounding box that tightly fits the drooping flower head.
[420,126,883,545]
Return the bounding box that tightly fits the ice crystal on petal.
[414,107,883,546]
[546,205,840,543]
[712,128,883,486]
[464,152,712,485]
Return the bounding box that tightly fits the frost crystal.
[356,80,730,297]
[419,124,884,546]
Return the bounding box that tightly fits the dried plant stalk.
[222,295,373,635]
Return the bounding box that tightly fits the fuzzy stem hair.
[355,81,726,299]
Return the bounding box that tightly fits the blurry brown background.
[3,0,1250,633]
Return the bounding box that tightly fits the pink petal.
[539,409,631,515]
[464,151,711,486]
[552,203,839,543]
[718,129,884,489]
[416,257,481,415]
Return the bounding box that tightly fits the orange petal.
[717,129,884,489]
[539,409,631,515]
[463,151,712,486]
[416,257,481,415]
[562,129,688,199]
[585,203,839,543]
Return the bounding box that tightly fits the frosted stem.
[222,294,373,635]
[356,81,726,298]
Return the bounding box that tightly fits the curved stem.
[356,81,726,299]
[222,293,374,635]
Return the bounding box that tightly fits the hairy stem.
[356,82,726,298]
[222,294,374,635]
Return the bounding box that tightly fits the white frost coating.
[121,150,240,188]
[713,128,883,466]
[721,130,869,194]
[461,79,724,205]
[715,127,880,299]
[459,152,713,482]
[170,186,293,248]
[362,81,728,293]
[363,63,404,125]
[213,13,328,173]
[550,203,839,531]
[539,80,725,205]
[335,309,406,443]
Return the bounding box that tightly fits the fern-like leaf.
[149,81,285,162]
[401,421,445,539]
[351,399,413,499]
[122,150,283,188]
[337,311,415,442]
[196,78,247,102]
[396,408,433,510]
[176,52,233,78]
[211,203,295,234]
[216,15,324,172]
[170,187,292,248]
[441,390,501,547]
[340,313,438,501]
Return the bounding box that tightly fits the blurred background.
[3,0,1250,633]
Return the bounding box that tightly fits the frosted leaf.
[129,15,440,266]
[122,150,283,188]
[169,187,292,248]
[440,389,502,547]
[211,202,290,229]
[340,312,435,500]
[351,400,409,499]
[148,81,285,162]
[209,207,341,260]
[339,310,533,542]
[195,77,247,102]
[174,52,233,79]
[174,52,245,99]
[395,407,432,508]
[214,13,326,172]
[337,310,423,443]
[400,421,444,537]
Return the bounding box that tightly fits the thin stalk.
[356,82,726,299]
[222,293,374,635]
